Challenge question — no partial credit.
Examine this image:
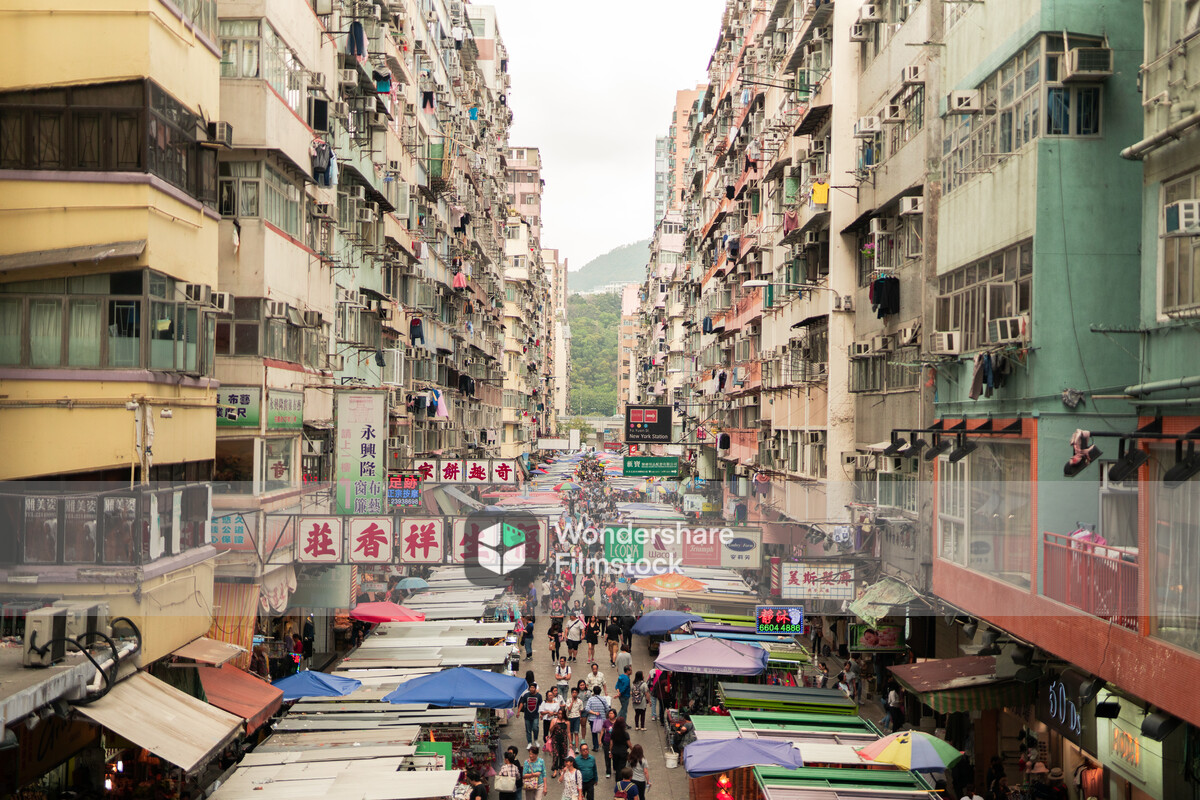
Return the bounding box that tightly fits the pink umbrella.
[349,601,426,623]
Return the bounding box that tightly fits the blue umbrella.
[398,577,429,590]
[632,610,703,636]
[683,739,805,777]
[383,666,528,709]
[272,670,362,701]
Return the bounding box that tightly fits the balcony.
[1041,531,1138,632]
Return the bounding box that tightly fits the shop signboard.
[438,459,464,483]
[1098,702,1156,790]
[211,512,256,551]
[780,562,856,600]
[347,517,394,564]
[296,515,343,563]
[756,605,805,634]
[387,472,423,508]
[451,516,547,564]
[848,623,906,652]
[267,390,304,430]
[398,517,445,564]
[624,405,673,443]
[624,456,679,477]
[217,386,262,427]
[721,526,762,568]
[682,494,705,513]
[335,391,386,515]
[1036,670,1085,746]
[464,459,490,483]
[410,458,517,484]
[491,460,517,484]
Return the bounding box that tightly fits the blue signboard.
[756,605,805,635]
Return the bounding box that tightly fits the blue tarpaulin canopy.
[632,610,703,636]
[272,670,362,701]
[383,666,527,709]
[683,738,805,777]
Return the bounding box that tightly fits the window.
[936,239,1032,351]
[1148,444,1200,653]
[220,20,308,116]
[469,18,486,37]
[1161,169,1200,313]
[878,471,918,513]
[942,35,1103,193]
[264,164,301,236]
[218,161,261,217]
[937,441,1032,587]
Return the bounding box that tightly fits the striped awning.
[911,679,1036,713]
[207,581,259,670]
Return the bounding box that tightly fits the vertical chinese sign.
[335,391,386,515]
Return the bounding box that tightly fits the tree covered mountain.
[566,239,650,293]
[567,291,622,416]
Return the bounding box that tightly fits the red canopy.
[349,601,426,623]
[194,665,282,734]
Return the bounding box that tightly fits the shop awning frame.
[0,239,146,274]
[889,655,1037,714]
[195,665,284,734]
[73,671,242,773]
[173,636,246,666]
[847,576,922,628]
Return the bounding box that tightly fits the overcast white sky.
[485,0,727,269]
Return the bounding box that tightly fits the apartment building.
[0,0,223,665]
[544,247,570,424]
[618,284,642,417]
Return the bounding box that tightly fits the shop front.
[1095,693,1188,800]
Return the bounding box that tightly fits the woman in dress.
[585,616,600,663]
[549,706,570,777]
[558,757,582,800]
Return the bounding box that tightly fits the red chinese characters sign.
[449,517,547,564]
[297,516,343,563]
[464,459,490,484]
[398,517,444,564]
[490,460,516,484]
[780,561,855,600]
[348,517,393,564]
[438,460,464,483]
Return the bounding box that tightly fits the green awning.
[848,576,919,628]
[889,655,1037,714]
[912,680,1036,713]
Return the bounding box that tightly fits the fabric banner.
[208,581,258,669]
[260,565,297,613]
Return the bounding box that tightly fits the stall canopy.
[350,601,426,623]
[632,610,703,636]
[382,666,527,709]
[273,670,363,701]
[196,665,284,734]
[172,636,246,665]
[889,655,1036,714]
[632,573,707,595]
[73,672,242,773]
[683,738,804,777]
[847,576,920,628]
[655,637,768,676]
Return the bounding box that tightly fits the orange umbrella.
[632,573,706,594]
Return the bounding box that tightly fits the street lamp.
[740,279,852,310]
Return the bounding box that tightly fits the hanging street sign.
[624,456,679,477]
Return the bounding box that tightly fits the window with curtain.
[108,300,141,367]
[218,161,261,218]
[30,299,62,366]
[68,299,102,366]
[0,297,20,364]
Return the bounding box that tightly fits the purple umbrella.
[654,637,768,676]
[683,739,804,776]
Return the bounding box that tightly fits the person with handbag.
[497,749,522,800]
[609,718,631,782]
[559,757,583,800]
[613,769,640,800]
[600,710,616,778]
[523,746,546,800]
[585,686,610,750]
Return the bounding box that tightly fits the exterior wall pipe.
[1123,374,1200,396]
[1121,109,1200,160]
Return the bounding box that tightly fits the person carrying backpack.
[631,671,649,731]
[613,769,640,800]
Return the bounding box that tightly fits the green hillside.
[566,239,651,294]
[567,292,621,416]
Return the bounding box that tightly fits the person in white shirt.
[555,657,572,698]
[566,616,584,662]
[583,663,606,694]
[540,688,562,742]
[959,786,984,800]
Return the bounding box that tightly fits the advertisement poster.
[335,391,386,515]
[217,387,261,427]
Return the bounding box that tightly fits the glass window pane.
[240,180,259,217]
[24,497,58,563]
[234,322,259,355]
[0,297,21,364]
[68,299,102,366]
[1047,88,1069,135]
[150,301,175,368]
[179,306,199,372]
[1077,87,1101,135]
[108,299,141,367]
[29,298,62,366]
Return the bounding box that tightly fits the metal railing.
[1041,531,1138,631]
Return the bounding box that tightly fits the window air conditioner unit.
[930,331,961,355]
[303,310,321,326]
[809,140,827,155]
[339,69,358,88]
[183,283,210,304]
[899,196,924,216]
[947,90,982,114]
[878,456,904,474]
[902,65,925,85]
[1063,47,1113,81]
[388,436,404,450]
[859,4,882,22]
[1164,200,1200,236]
[211,292,234,314]
[871,334,894,353]
[988,314,1028,344]
[23,607,68,667]
[332,100,350,118]
[349,185,366,200]
[812,26,830,41]
[849,342,872,357]
[854,116,881,137]
[325,352,344,370]
[855,454,875,470]
[849,23,871,42]
[869,217,893,235]
[206,121,234,149]
[803,230,822,247]
[266,300,289,318]
[882,104,904,124]
[899,325,920,345]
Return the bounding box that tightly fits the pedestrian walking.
[524,746,547,800]
[584,663,607,695]
[627,745,651,800]
[630,671,648,731]
[548,708,569,777]
[605,617,621,665]
[566,616,584,661]
[615,645,632,676]
[559,758,583,800]
[540,687,563,743]
[616,666,632,720]
[497,751,522,800]
[566,687,584,750]
[585,617,600,663]
[585,686,610,750]
[520,682,543,749]
[556,657,572,698]
[609,717,631,782]
[576,743,598,800]
[600,710,616,778]
[613,769,639,800]
[524,616,536,661]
